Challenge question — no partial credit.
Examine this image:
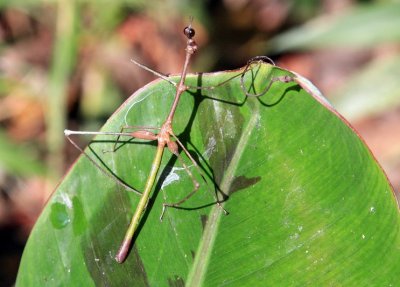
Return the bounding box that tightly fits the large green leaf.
[17,63,400,286]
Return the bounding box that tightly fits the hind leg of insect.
[64,128,163,195]
[159,133,229,221]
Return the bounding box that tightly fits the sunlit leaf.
[17,63,400,286]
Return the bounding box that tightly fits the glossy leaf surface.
[17,63,400,286]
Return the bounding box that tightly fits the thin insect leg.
[131,59,178,87]
[170,132,229,215]
[132,44,243,94]
[240,58,293,97]
[247,55,276,66]
[65,134,141,196]
[241,76,293,98]
[132,57,235,93]
[159,153,200,221]
[103,125,161,153]
[133,56,238,93]
[107,126,128,153]
[185,72,244,92]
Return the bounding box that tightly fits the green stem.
[47,0,77,178]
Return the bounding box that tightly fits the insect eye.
[183,26,195,39]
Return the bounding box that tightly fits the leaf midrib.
[186,101,260,286]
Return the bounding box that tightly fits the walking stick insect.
[65,22,321,264]
[65,23,229,263]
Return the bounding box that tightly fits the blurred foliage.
[333,54,400,121]
[269,3,400,51]
[0,130,46,176]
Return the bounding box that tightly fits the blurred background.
[1,0,399,284]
